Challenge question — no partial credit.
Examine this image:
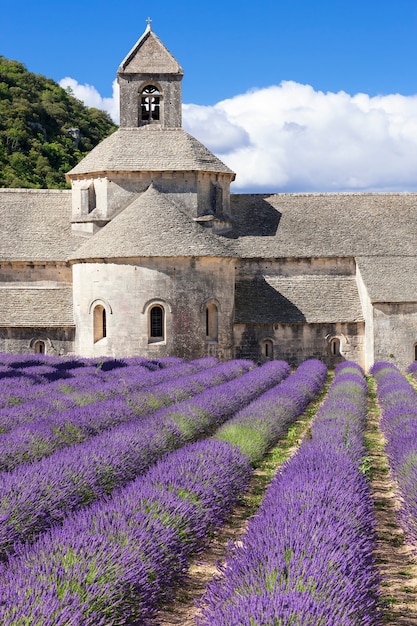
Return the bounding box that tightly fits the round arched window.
[330,337,341,356]
[34,340,46,354]
[93,305,107,343]
[205,303,218,342]
[140,85,161,123]
[149,305,164,341]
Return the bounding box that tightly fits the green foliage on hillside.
[0,56,118,189]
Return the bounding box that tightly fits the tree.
[0,56,117,189]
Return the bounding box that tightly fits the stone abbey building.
[1,24,417,371]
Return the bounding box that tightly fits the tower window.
[140,85,161,123]
[205,303,218,342]
[149,305,164,341]
[93,305,107,343]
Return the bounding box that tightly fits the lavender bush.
[0,356,218,423]
[198,362,380,625]
[0,360,289,559]
[0,438,252,625]
[0,360,329,624]
[0,359,251,471]
[215,359,327,464]
[371,361,417,545]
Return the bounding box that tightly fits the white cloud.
[183,82,417,192]
[59,76,417,192]
[182,103,250,153]
[59,77,120,124]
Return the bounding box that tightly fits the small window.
[34,340,45,354]
[211,182,223,215]
[94,305,107,343]
[140,85,161,124]
[80,183,96,214]
[149,305,164,342]
[263,339,274,359]
[330,337,340,356]
[414,343,417,361]
[205,303,218,342]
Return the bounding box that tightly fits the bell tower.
[118,19,184,128]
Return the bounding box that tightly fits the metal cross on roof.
[146,17,152,29]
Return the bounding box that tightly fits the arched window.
[93,305,107,343]
[263,339,274,359]
[140,85,161,124]
[34,340,46,354]
[330,337,340,356]
[149,305,164,342]
[205,303,218,342]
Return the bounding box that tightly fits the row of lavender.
[0,359,291,559]
[0,358,255,471]
[372,361,417,545]
[198,362,380,625]
[0,355,218,414]
[0,359,327,624]
[0,353,176,401]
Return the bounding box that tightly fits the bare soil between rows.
[156,388,417,626]
[366,393,417,625]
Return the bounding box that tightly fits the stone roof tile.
[0,189,85,262]
[356,256,417,302]
[118,28,183,75]
[230,192,417,258]
[66,127,235,178]
[235,275,364,323]
[70,185,234,260]
[0,285,74,326]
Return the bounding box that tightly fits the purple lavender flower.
[215,359,327,464]
[0,359,252,471]
[198,362,380,625]
[0,360,288,559]
[0,439,252,625]
[372,361,417,544]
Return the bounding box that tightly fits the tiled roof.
[66,127,235,177]
[356,256,417,302]
[0,189,85,262]
[235,275,364,324]
[70,184,234,260]
[230,193,417,258]
[118,28,183,75]
[0,285,74,326]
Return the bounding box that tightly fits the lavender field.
[0,353,416,624]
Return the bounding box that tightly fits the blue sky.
[3,0,417,192]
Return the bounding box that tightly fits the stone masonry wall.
[0,327,74,356]
[233,321,365,368]
[72,257,235,360]
[373,303,417,371]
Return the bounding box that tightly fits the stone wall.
[72,257,235,360]
[233,321,365,367]
[118,74,182,128]
[71,172,232,232]
[0,327,74,356]
[372,302,417,371]
[0,262,72,283]
[356,264,375,370]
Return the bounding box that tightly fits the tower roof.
[66,127,235,178]
[70,184,234,261]
[118,23,183,76]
